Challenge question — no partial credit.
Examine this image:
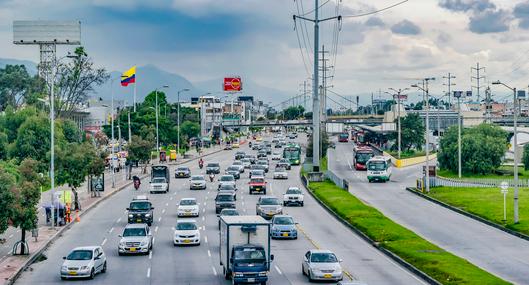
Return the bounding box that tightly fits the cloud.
[514,1,529,29]
[391,20,421,35]
[438,0,495,13]
[469,9,510,34]
[365,17,385,28]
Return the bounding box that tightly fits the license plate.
[136,219,142,222]
[179,174,184,176]
[256,188,261,191]
[324,274,332,278]
[282,233,289,237]
[68,271,77,275]
[186,213,192,216]
[247,278,255,282]
[184,240,190,243]
[129,248,136,252]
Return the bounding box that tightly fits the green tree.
[0,65,44,111]
[60,119,82,143]
[12,115,51,162]
[390,113,425,151]
[524,144,529,171]
[10,158,43,254]
[127,135,154,173]
[0,167,15,235]
[180,121,200,141]
[282,106,305,120]
[438,124,508,174]
[0,131,7,160]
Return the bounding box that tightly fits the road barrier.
[325,169,348,190]
[430,176,529,188]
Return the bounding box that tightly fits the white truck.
[150,165,170,193]
[219,216,273,285]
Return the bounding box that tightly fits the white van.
[366,156,392,183]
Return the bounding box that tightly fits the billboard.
[13,21,81,45]
[224,77,242,92]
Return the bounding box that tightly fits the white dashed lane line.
[275,265,283,275]
[158,217,162,222]
[212,266,217,276]
[207,250,211,257]
[162,209,166,214]
[146,267,151,278]
[155,226,159,233]
[205,236,208,244]
[101,238,107,246]
[116,218,121,223]
[108,227,114,234]
[149,251,152,259]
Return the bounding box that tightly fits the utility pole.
[485,86,492,123]
[471,62,486,103]
[319,45,331,122]
[443,73,456,108]
[294,0,341,172]
[388,88,409,159]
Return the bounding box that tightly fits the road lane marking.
[152,237,156,245]
[170,197,173,201]
[158,217,162,222]
[8,235,13,239]
[241,201,245,206]
[346,158,352,170]
[275,265,282,275]
[203,208,206,213]
[149,251,152,259]
[162,209,166,214]
[202,217,205,221]
[116,218,121,223]
[204,202,207,206]
[205,236,208,243]
[108,227,114,234]
[101,238,107,246]
[212,266,217,276]
[165,202,169,207]
[208,250,211,257]
[146,267,151,278]
[155,226,159,233]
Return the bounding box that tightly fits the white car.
[302,249,343,282]
[173,219,201,246]
[177,198,200,217]
[60,246,107,280]
[273,167,288,179]
[189,175,206,190]
[283,187,304,206]
[150,177,169,193]
[118,224,153,255]
[241,158,252,169]
[271,152,282,160]
[232,161,245,173]
[218,175,236,189]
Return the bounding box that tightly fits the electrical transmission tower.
[443,73,456,107]
[471,62,486,102]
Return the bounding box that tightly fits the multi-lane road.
[329,141,529,285]
[17,134,424,285]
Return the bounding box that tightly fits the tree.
[281,106,305,120]
[524,144,529,171]
[390,113,425,151]
[0,167,15,236]
[127,135,154,173]
[12,115,51,162]
[61,119,82,143]
[54,47,110,118]
[0,65,44,111]
[306,131,330,159]
[179,121,200,142]
[0,131,7,160]
[10,158,43,254]
[438,124,508,174]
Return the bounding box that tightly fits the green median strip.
[307,180,509,285]
[427,186,529,236]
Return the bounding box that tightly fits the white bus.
[366,156,392,183]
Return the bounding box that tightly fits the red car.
[249,177,267,195]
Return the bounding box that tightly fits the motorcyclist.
[132,176,141,190]
[209,173,215,182]
[199,158,204,169]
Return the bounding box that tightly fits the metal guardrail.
[428,176,529,188]
[325,169,348,190]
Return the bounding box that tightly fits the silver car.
[60,246,107,280]
[218,174,236,189]
[256,196,283,219]
[302,249,343,282]
[189,175,207,190]
[118,224,153,255]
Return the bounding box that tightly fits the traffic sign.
[500,181,509,190]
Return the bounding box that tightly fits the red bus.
[353,146,374,170]
[338,133,349,143]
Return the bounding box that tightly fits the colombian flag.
[121,66,136,87]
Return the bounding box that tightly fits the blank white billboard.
[13,21,81,45]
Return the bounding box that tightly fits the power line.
[294,19,312,76]
[298,0,314,54]
[294,0,313,65]
[300,0,331,16]
[342,0,409,18]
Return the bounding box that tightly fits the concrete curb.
[300,173,441,285]
[4,149,224,285]
[405,187,529,242]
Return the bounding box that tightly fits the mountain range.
[0,58,291,104]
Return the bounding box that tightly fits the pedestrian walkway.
[0,145,223,285]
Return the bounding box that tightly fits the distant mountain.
[0,58,38,75]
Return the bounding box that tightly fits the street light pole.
[458,95,462,178]
[50,62,56,227]
[155,85,169,153]
[111,78,116,188]
[388,88,409,159]
[177,88,190,160]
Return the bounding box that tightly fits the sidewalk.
[0,145,223,285]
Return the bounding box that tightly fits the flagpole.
[133,77,137,112]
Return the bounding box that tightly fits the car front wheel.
[101,262,107,273]
[90,268,95,279]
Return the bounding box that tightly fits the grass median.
[428,186,529,235]
[308,180,509,285]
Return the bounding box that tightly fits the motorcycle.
[209,174,215,182]
[132,176,141,190]
[199,159,204,169]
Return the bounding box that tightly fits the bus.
[353,146,374,170]
[338,133,349,143]
[366,156,392,183]
[283,144,301,165]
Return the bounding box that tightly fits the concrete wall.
[383,151,438,168]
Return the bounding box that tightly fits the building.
[81,98,126,134]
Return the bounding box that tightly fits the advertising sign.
[518,90,526,99]
[224,77,242,92]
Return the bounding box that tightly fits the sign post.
[500,181,509,223]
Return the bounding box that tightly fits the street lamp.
[155,85,169,152]
[492,80,519,223]
[199,92,212,137]
[411,77,435,193]
[387,87,409,159]
[177,88,190,160]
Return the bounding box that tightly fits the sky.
[2,0,529,106]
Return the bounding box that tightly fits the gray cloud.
[365,17,385,28]
[438,0,495,13]
[391,20,421,35]
[514,1,529,29]
[469,9,510,34]
[437,31,452,44]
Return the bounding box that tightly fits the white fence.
[430,176,529,188]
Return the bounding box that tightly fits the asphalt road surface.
[16,135,424,285]
[330,141,529,285]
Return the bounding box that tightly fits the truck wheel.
[224,268,231,280]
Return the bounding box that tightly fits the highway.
[16,135,424,285]
[329,141,529,285]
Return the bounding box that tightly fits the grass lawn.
[308,180,509,285]
[438,166,529,180]
[428,186,529,235]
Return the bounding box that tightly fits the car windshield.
[217,194,234,201]
[368,161,387,171]
[286,189,301,194]
[228,166,239,171]
[233,247,266,263]
[251,178,265,184]
[275,168,286,172]
[310,253,338,263]
[220,176,234,181]
[221,209,239,216]
[260,197,279,205]
[356,152,373,163]
[175,223,197,231]
[191,176,204,181]
[180,199,196,206]
[207,163,220,167]
[273,216,294,225]
[257,161,267,165]
[242,159,250,163]
[123,227,146,237]
[220,184,235,189]
[177,167,188,171]
[152,178,166,183]
[66,250,93,260]
[233,161,242,165]
[130,201,151,210]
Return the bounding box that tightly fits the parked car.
[118,224,153,255]
[256,196,282,219]
[302,249,343,282]
[283,187,304,206]
[189,175,207,190]
[175,167,191,178]
[177,198,199,217]
[60,246,107,280]
[173,220,200,246]
[270,215,298,239]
